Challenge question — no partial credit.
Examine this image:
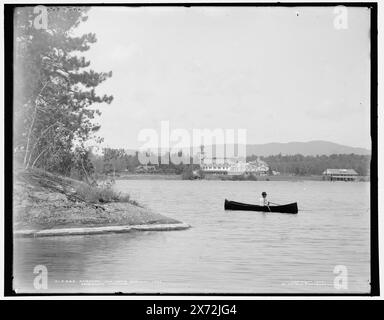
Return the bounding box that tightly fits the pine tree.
[14,6,113,175]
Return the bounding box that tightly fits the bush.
[181,167,194,180]
[230,174,258,181]
[75,183,140,206]
[181,166,202,180]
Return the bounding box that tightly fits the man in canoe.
[259,191,270,206]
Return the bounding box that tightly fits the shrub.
[74,183,140,206]
[230,174,258,181]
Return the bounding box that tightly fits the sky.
[74,6,371,150]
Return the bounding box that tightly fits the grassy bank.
[13,169,187,232]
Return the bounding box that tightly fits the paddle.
[266,202,272,212]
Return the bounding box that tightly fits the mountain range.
[112,140,371,157]
[245,140,370,156]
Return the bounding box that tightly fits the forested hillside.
[247,154,370,176]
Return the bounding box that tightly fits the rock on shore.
[13,169,189,234]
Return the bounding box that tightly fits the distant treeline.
[92,149,370,177]
[247,154,370,176]
[90,148,200,176]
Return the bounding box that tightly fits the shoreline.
[113,173,369,182]
[14,222,191,238]
[115,174,182,180]
[14,169,191,236]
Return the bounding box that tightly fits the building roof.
[322,169,358,175]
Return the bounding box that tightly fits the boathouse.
[322,169,358,181]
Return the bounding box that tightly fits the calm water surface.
[14,180,370,293]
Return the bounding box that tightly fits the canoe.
[224,199,298,214]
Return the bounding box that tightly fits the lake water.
[13,180,371,293]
